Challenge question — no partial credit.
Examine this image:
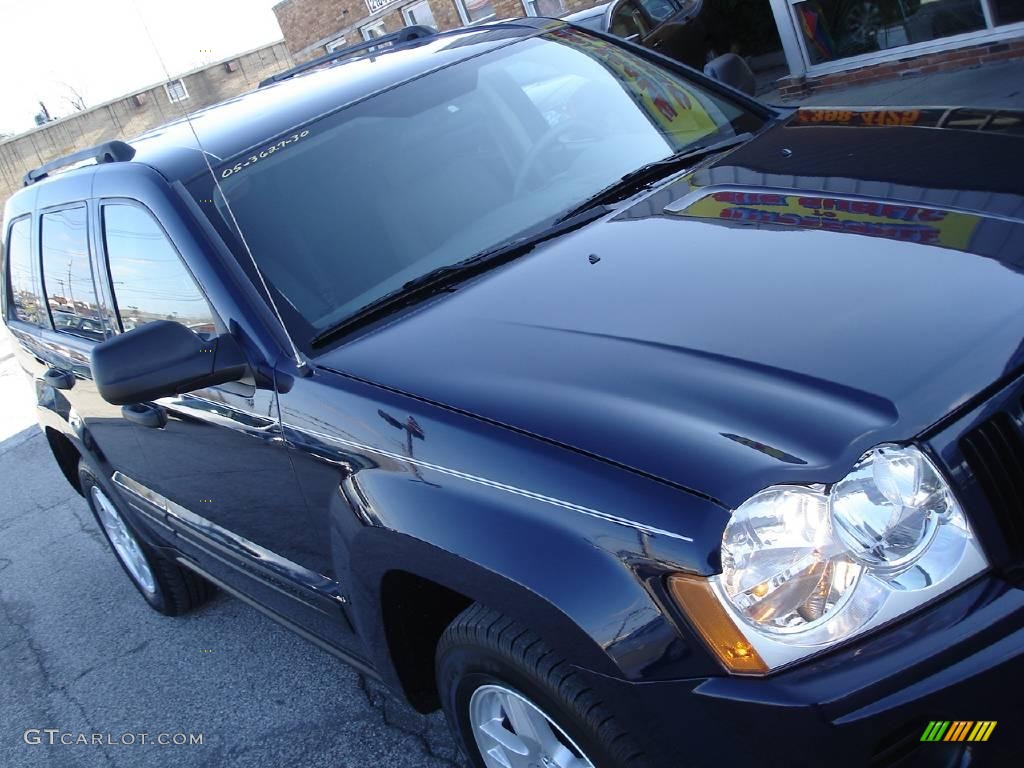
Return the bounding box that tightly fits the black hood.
[317,109,1024,508]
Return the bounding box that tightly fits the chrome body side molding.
[279,422,695,544]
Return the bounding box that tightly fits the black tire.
[78,459,214,616]
[437,603,650,768]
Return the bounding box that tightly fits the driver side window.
[636,0,677,23]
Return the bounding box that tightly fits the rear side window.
[102,204,215,337]
[41,206,109,342]
[5,217,44,326]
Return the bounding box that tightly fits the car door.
[92,198,357,652]
[31,197,154,485]
[4,213,59,443]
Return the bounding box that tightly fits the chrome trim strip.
[154,393,278,433]
[114,471,172,511]
[280,423,695,543]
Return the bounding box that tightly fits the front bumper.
[579,575,1023,767]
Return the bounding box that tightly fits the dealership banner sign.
[673,190,982,251]
[550,27,717,144]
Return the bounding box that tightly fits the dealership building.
[273,0,1024,96]
[272,0,601,63]
[767,0,1024,95]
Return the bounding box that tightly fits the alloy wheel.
[843,1,883,46]
[468,684,596,768]
[90,484,157,595]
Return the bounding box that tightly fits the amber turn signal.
[668,574,768,675]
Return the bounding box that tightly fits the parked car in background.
[562,2,610,32]
[569,1,983,72]
[51,310,106,341]
[564,0,729,69]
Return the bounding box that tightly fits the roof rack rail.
[259,25,437,88]
[23,140,136,186]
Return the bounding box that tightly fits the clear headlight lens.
[700,444,987,672]
[720,487,863,637]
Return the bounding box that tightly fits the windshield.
[193,27,764,342]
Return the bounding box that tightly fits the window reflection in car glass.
[638,0,679,23]
[103,204,216,338]
[41,207,110,342]
[198,29,762,341]
[6,217,44,326]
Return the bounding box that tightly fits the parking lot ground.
[0,332,465,768]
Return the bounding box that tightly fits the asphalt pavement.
[0,330,465,768]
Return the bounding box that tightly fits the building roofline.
[0,40,289,148]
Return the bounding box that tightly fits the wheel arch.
[44,425,84,496]
[350,525,684,714]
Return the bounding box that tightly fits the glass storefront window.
[992,0,1024,23]
[523,0,567,16]
[794,0,988,64]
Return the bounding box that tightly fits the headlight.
[670,444,987,674]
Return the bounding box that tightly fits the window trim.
[521,0,566,17]
[96,198,219,337]
[402,0,436,26]
[4,214,42,329]
[38,202,108,342]
[360,19,388,41]
[164,78,189,104]
[453,0,497,25]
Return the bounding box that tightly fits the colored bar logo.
[921,721,996,742]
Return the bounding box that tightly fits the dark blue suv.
[3,18,1023,768]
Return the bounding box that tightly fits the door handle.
[43,367,75,390]
[121,402,167,429]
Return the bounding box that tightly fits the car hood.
[317,108,1024,508]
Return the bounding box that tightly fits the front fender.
[281,365,732,692]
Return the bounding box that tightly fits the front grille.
[869,719,930,767]
[960,411,1024,568]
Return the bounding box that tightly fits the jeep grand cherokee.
[4,18,1023,768]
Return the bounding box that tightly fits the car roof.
[15,21,548,201]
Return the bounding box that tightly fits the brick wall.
[778,37,1024,99]
[0,42,294,212]
[274,0,605,61]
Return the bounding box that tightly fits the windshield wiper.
[309,207,605,349]
[310,134,753,349]
[557,132,753,223]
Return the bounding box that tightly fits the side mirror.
[703,53,757,96]
[91,320,248,405]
